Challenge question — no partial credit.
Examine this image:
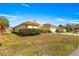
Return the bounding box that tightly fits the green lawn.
[0,33,79,56]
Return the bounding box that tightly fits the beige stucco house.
[13,20,42,32]
[42,23,57,33]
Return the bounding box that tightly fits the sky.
[0,3,79,27]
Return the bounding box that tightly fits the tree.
[64,23,76,32]
[0,16,9,29]
[59,24,64,27]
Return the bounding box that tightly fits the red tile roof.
[43,23,57,28]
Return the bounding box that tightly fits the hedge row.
[12,29,43,36]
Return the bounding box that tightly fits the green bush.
[15,29,42,36]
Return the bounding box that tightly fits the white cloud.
[0,13,17,20]
[21,4,30,7]
[69,21,79,24]
[69,19,79,24]
[0,14,16,17]
[56,18,66,22]
[55,18,79,24]
[70,19,79,22]
[64,19,79,24]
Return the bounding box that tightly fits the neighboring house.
[13,20,58,33]
[0,25,4,34]
[56,27,66,33]
[74,28,79,33]
[73,24,79,33]
[65,23,79,33]
[42,23,57,33]
[13,20,42,32]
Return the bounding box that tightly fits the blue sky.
[0,3,79,27]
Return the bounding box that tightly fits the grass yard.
[0,33,79,56]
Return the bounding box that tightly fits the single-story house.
[74,28,79,32]
[56,27,66,33]
[72,24,79,32]
[65,24,79,33]
[42,23,57,33]
[13,20,42,32]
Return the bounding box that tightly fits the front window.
[27,26,33,29]
[27,25,38,29]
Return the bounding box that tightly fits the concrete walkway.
[70,46,79,56]
[58,33,79,36]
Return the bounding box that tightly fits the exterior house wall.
[42,27,57,33]
[14,24,26,32]
[25,20,42,29]
[42,27,50,30]
[27,25,33,29]
[42,24,57,33]
[50,27,57,33]
[63,29,66,32]
[27,25,38,29]
[14,23,41,32]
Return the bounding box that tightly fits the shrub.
[16,29,42,36]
